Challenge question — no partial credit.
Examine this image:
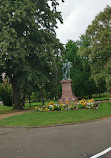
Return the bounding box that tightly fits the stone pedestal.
[59,79,78,104]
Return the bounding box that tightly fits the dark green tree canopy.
[0,0,64,109]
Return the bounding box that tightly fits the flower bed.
[35,99,95,112]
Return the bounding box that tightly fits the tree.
[36,42,64,102]
[86,6,111,92]
[63,39,97,98]
[63,40,78,67]
[0,0,64,109]
[78,34,107,96]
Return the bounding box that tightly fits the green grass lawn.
[94,97,110,101]
[0,105,15,114]
[92,93,111,101]
[0,100,58,114]
[0,101,111,127]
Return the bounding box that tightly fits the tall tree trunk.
[28,94,31,109]
[12,81,22,110]
[21,92,26,107]
[99,91,101,97]
[41,91,44,106]
[55,58,59,100]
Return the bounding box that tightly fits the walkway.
[0,110,31,120]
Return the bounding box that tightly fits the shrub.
[0,81,13,106]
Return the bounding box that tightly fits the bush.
[0,81,13,106]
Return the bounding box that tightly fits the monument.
[59,60,78,104]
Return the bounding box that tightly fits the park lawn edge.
[0,101,111,127]
[0,115,111,128]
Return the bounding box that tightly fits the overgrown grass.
[0,101,111,127]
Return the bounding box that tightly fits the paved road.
[0,118,111,158]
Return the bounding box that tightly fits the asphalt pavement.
[0,117,111,158]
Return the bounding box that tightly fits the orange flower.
[84,102,87,106]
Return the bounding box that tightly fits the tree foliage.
[63,39,97,98]
[86,6,111,91]
[0,0,64,109]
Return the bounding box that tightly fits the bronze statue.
[62,60,71,80]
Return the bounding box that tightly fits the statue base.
[59,79,78,104]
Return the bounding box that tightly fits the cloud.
[56,0,111,44]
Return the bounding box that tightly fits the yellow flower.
[45,108,49,111]
[91,98,94,102]
[65,101,69,104]
[39,108,43,112]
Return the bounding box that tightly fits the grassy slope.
[0,102,43,114]
[0,101,111,126]
[0,101,56,114]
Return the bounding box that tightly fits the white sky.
[56,0,111,44]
